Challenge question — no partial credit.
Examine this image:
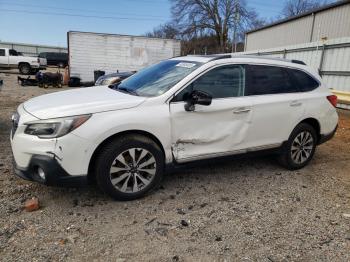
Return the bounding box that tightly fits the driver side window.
[174,64,245,102]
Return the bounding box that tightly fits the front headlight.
[24,114,91,139]
[102,77,120,85]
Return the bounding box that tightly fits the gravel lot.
[0,71,349,262]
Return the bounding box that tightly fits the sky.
[0,0,285,47]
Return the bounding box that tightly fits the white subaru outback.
[11,55,338,200]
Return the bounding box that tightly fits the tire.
[94,134,164,200]
[278,123,317,170]
[19,63,31,75]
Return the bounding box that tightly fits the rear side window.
[290,69,319,92]
[0,49,5,56]
[9,49,18,56]
[246,65,298,95]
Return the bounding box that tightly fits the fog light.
[37,167,46,180]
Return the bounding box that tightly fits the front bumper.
[13,154,87,187]
[31,64,46,70]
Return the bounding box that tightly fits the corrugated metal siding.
[323,75,350,93]
[240,37,350,109]
[311,4,350,41]
[68,32,181,82]
[246,15,313,51]
[0,42,67,56]
[246,2,350,51]
[285,49,323,69]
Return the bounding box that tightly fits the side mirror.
[184,90,212,112]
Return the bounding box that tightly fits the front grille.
[11,112,20,139]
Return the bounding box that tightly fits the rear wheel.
[278,123,317,170]
[94,135,164,200]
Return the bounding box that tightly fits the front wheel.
[278,123,317,170]
[19,63,31,75]
[94,135,164,200]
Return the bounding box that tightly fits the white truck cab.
[0,48,47,74]
[11,55,338,200]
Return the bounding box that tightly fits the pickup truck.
[0,48,47,74]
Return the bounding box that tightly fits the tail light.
[327,95,337,107]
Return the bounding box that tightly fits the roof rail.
[232,54,307,65]
[186,54,232,61]
[185,54,307,65]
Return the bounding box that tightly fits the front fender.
[69,105,172,174]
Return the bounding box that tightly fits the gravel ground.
[0,71,349,262]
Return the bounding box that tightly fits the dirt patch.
[0,71,349,261]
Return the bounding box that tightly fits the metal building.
[245,1,350,51]
[0,41,67,57]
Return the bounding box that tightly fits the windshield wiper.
[109,84,139,96]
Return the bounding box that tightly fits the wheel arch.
[87,129,166,182]
[297,118,321,142]
[18,62,30,68]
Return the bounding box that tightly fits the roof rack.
[220,54,307,65]
[185,54,307,65]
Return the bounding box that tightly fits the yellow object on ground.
[332,90,350,105]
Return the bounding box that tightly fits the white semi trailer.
[67,31,181,82]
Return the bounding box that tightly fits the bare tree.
[282,0,331,17]
[145,23,179,39]
[170,0,264,52]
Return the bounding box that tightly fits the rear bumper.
[318,125,338,145]
[13,154,87,187]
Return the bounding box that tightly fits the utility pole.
[232,0,240,53]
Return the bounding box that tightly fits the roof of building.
[246,0,350,34]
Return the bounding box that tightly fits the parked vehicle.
[95,71,135,86]
[36,72,63,88]
[11,55,338,200]
[38,52,68,68]
[0,48,47,74]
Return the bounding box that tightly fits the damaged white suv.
[11,55,338,200]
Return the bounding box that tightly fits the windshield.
[116,60,202,97]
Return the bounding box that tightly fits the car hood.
[23,86,146,119]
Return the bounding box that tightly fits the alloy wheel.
[291,131,314,164]
[109,148,156,193]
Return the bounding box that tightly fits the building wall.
[68,31,181,82]
[245,2,350,51]
[246,15,313,51]
[0,42,67,56]
[311,4,350,42]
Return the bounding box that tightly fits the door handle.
[290,101,302,107]
[233,107,251,114]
